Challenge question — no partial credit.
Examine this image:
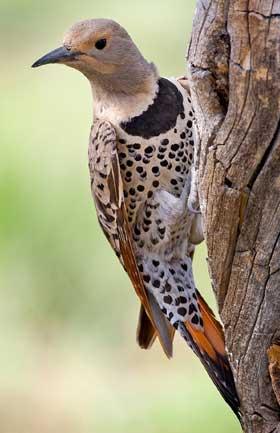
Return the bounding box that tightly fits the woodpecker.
[33,18,240,417]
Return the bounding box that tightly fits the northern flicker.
[32,19,240,417]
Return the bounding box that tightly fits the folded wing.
[88,120,174,357]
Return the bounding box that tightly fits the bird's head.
[32,19,158,95]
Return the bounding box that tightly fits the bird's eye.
[95,39,107,50]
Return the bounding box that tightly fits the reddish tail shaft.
[182,292,240,420]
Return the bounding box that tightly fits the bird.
[32,18,240,418]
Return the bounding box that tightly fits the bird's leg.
[187,122,204,244]
[188,165,200,214]
[187,104,201,215]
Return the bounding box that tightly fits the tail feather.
[136,303,175,351]
[180,292,240,420]
[137,305,157,350]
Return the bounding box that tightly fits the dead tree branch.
[187,1,280,432]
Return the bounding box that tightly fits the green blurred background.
[0,0,240,432]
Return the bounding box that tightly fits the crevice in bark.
[247,121,280,190]
[224,177,233,188]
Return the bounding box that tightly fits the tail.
[136,303,175,352]
[179,291,241,421]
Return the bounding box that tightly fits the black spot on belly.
[161,139,169,146]
[191,314,199,325]
[158,227,166,235]
[134,225,141,236]
[179,296,187,304]
[163,295,172,304]
[129,188,136,196]
[120,78,184,139]
[151,237,159,245]
[153,279,160,288]
[189,303,196,315]
[135,154,142,162]
[165,282,171,292]
[145,145,154,154]
[178,307,187,316]
[171,143,179,152]
[143,274,151,283]
[119,152,126,160]
[152,166,160,175]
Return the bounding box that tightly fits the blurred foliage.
[0,0,240,432]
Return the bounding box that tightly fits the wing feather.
[88,120,173,357]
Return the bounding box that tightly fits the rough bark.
[187,1,280,432]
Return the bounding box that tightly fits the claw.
[188,200,201,214]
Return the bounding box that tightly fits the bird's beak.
[32,46,82,68]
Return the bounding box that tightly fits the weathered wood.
[187,1,280,432]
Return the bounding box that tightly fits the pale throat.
[90,73,159,124]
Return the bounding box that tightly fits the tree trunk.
[187,1,280,432]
